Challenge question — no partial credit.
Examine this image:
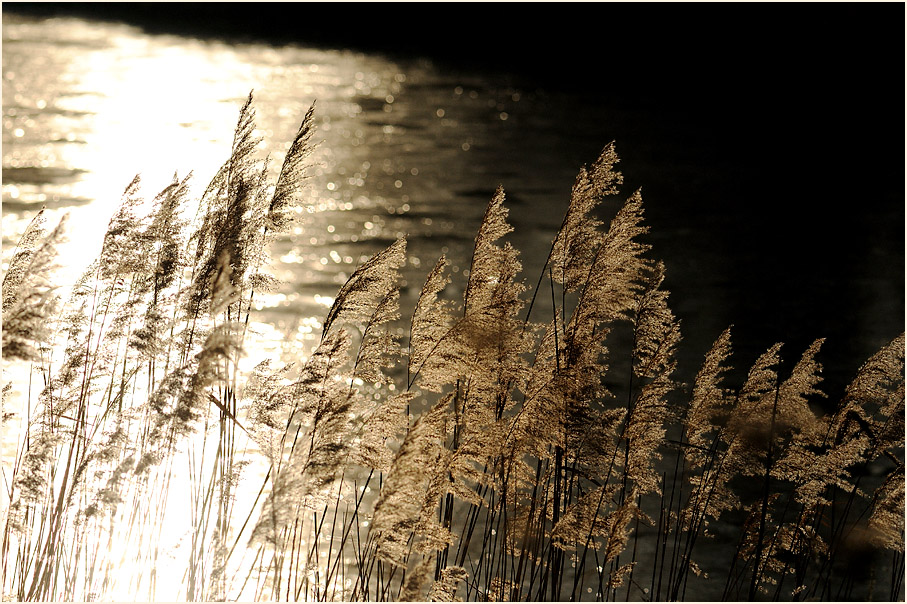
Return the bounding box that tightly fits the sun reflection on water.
[1,11,544,600]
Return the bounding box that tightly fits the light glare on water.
[2,13,571,601]
[4,10,901,604]
[3,13,564,334]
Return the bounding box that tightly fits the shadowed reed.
[2,95,903,602]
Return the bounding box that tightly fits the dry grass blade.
[322,238,406,338]
[371,394,450,567]
[268,102,317,233]
[2,96,901,603]
[2,214,66,362]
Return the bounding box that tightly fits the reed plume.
[2,210,65,363]
[2,95,902,603]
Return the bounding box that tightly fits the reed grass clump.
[2,94,903,602]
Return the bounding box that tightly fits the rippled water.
[3,12,903,601]
[2,14,647,599]
[5,12,903,390]
[1,13,631,356]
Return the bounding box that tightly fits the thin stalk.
[750,377,781,600]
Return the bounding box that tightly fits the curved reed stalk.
[1,96,902,602]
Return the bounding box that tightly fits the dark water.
[2,6,903,600]
[4,7,903,398]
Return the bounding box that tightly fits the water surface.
[2,11,903,601]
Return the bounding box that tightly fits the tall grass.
[2,95,903,602]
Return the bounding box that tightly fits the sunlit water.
[2,14,619,357]
[1,14,622,601]
[2,13,902,602]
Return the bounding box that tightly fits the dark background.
[4,2,905,399]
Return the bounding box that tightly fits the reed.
[2,95,902,602]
